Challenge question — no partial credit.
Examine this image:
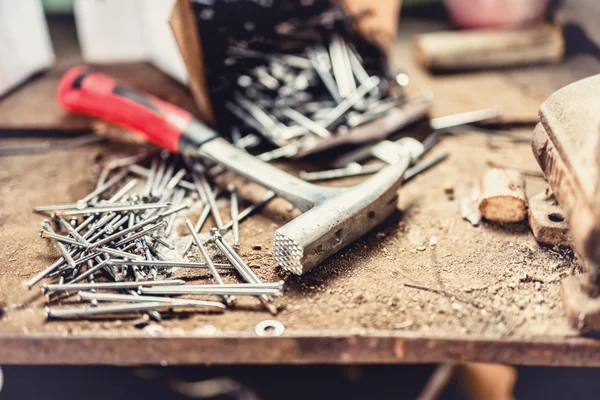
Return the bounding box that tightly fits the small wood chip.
[478,168,527,222]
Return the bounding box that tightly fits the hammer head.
[273,159,409,275]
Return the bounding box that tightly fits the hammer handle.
[58,67,326,211]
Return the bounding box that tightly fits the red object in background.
[444,0,550,29]
[58,66,217,153]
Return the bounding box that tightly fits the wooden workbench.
[1,17,599,366]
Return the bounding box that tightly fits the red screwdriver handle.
[58,66,218,153]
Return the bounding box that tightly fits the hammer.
[58,67,410,275]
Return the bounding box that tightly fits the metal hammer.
[58,67,409,274]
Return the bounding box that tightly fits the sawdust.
[0,130,581,339]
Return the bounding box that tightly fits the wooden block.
[478,168,527,222]
[414,24,565,72]
[528,189,572,247]
[532,74,600,281]
[560,274,600,332]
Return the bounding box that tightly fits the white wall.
[74,0,188,84]
[0,0,55,96]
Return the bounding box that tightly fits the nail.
[185,219,235,306]
[149,235,175,250]
[223,190,275,231]
[97,246,144,260]
[40,229,86,247]
[107,178,139,203]
[281,108,331,139]
[165,169,187,193]
[320,76,380,129]
[105,151,149,170]
[143,158,158,198]
[256,144,298,162]
[59,202,172,217]
[228,187,240,247]
[77,291,226,309]
[193,171,223,230]
[107,259,235,270]
[78,168,129,206]
[129,164,195,192]
[56,216,90,246]
[66,258,111,285]
[151,153,168,197]
[112,220,168,248]
[45,302,176,320]
[40,221,78,269]
[308,48,342,103]
[300,152,449,183]
[155,161,176,197]
[42,279,185,294]
[211,229,277,314]
[139,286,282,296]
[182,204,212,257]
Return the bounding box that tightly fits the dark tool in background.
[58,66,412,275]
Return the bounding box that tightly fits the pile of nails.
[193,0,409,158]
[28,150,282,321]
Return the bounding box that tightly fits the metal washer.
[254,320,285,337]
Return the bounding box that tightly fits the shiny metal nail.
[107,259,234,270]
[56,216,90,246]
[185,219,235,306]
[320,76,380,129]
[45,302,176,320]
[42,279,185,294]
[281,108,331,139]
[77,291,226,310]
[193,172,223,229]
[59,202,171,217]
[78,168,129,206]
[139,285,282,296]
[228,187,240,247]
[113,220,167,248]
[182,204,211,257]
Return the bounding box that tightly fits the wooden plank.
[0,334,599,366]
